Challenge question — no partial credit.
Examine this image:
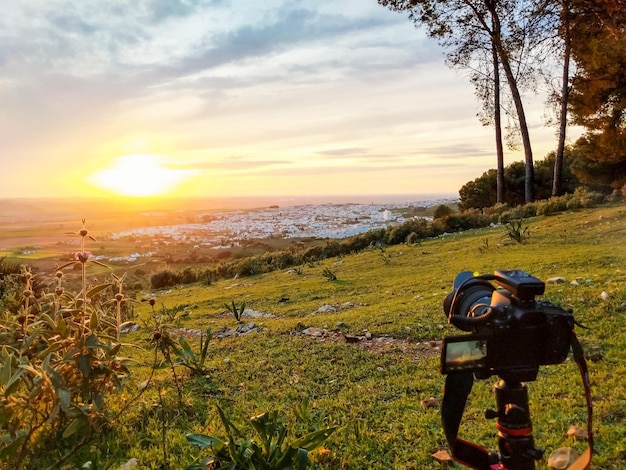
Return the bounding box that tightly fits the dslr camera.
[441,270,574,382]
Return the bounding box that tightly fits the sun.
[88,154,196,197]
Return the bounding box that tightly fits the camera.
[441,270,574,382]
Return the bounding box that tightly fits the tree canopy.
[568,0,626,188]
[459,151,582,210]
[378,0,626,202]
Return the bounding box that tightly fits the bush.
[433,204,453,219]
[433,210,491,232]
[0,224,131,468]
[536,197,569,216]
[571,187,605,207]
[151,270,175,289]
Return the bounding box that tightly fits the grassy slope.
[87,204,626,469]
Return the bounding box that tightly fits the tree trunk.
[552,0,572,197]
[492,28,505,204]
[488,3,535,203]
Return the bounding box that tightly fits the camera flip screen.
[441,335,488,374]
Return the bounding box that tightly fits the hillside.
[3,202,626,469]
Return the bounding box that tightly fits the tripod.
[486,380,544,470]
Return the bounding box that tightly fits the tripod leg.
[493,380,544,470]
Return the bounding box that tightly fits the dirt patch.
[295,326,441,360]
[134,323,441,361]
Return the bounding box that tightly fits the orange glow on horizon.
[87,154,196,197]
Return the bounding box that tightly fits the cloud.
[189,157,293,171]
[148,0,201,23]
[317,148,370,157]
[0,0,521,198]
[426,144,493,159]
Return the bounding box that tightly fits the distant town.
[110,198,456,249]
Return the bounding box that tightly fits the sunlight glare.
[88,154,196,197]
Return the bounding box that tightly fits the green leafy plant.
[185,407,336,470]
[503,219,530,244]
[322,268,337,281]
[377,245,392,265]
[224,300,246,323]
[152,303,190,327]
[147,312,184,405]
[0,221,131,469]
[175,328,212,376]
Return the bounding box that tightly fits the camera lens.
[443,274,495,332]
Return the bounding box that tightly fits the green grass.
[18,203,626,468]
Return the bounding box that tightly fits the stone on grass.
[302,327,327,337]
[548,447,579,469]
[566,426,588,440]
[119,322,141,334]
[420,397,440,409]
[314,304,338,314]
[119,458,139,470]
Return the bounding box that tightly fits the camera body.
[441,270,574,382]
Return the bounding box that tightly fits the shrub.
[185,408,335,470]
[224,300,246,323]
[0,222,131,468]
[536,197,569,216]
[180,267,198,284]
[433,211,491,232]
[503,219,531,244]
[151,270,179,289]
[433,204,453,219]
[322,268,337,281]
[385,218,433,245]
[571,187,605,207]
[406,232,421,245]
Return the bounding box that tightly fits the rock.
[242,308,274,318]
[420,397,440,409]
[547,277,567,284]
[566,426,588,440]
[119,322,141,334]
[313,304,338,314]
[548,447,579,469]
[213,322,259,339]
[343,334,359,343]
[302,327,327,337]
[119,458,139,470]
[587,345,604,362]
[235,322,257,335]
[365,332,372,340]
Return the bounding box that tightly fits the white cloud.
[0,0,564,198]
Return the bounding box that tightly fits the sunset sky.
[1,0,577,201]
